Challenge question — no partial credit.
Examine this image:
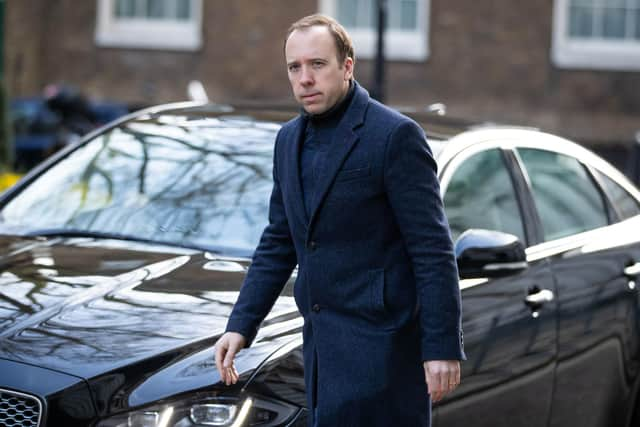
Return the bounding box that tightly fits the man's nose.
[300,66,314,86]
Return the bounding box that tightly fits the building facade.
[6,0,640,168]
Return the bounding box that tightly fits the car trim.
[438,128,640,255]
[526,215,640,261]
[457,215,640,291]
[441,128,640,201]
[459,278,489,291]
[0,388,44,427]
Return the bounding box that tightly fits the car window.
[517,148,608,241]
[443,148,526,244]
[592,169,640,220]
[0,115,278,255]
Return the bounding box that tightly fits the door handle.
[524,289,554,311]
[624,262,640,291]
[624,262,640,277]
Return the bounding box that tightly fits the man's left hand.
[423,360,461,403]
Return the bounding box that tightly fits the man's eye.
[312,62,325,68]
[288,65,300,72]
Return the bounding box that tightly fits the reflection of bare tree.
[0,290,35,314]
[1,252,254,364]
[49,117,277,250]
[68,133,114,229]
[3,272,241,364]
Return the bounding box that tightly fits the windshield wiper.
[22,228,205,251]
[20,228,251,256]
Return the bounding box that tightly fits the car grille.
[0,388,42,427]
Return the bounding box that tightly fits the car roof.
[133,101,476,141]
[117,101,639,198]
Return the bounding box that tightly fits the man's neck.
[303,80,354,123]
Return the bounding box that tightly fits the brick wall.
[5,0,640,151]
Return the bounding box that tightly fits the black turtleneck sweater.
[299,81,356,219]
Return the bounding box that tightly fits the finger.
[447,367,457,392]
[223,342,240,386]
[448,362,460,391]
[225,364,238,384]
[424,365,435,398]
[428,370,442,402]
[230,366,239,384]
[453,370,460,389]
[223,342,238,369]
[225,366,235,385]
[436,369,448,400]
[215,342,227,383]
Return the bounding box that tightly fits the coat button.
[308,241,317,251]
[312,304,321,312]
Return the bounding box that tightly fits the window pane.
[593,170,640,220]
[147,0,166,18]
[635,9,640,38]
[115,0,136,17]
[444,149,526,244]
[400,0,417,29]
[569,5,595,37]
[362,0,375,29]
[602,7,626,38]
[387,0,418,30]
[337,0,418,30]
[176,0,191,20]
[337,0,359,27]
[134,0,146,17]
[518,149,608,241]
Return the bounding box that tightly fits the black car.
[0,103,639,427]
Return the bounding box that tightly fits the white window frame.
[95,0,203,51]
[319,0,430,61]
[551,0,640,71]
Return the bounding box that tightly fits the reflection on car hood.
[0,235,299,381]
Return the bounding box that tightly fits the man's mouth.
[302,93,321,101]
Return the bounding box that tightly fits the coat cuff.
[421,329,467,361]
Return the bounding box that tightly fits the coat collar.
[288,81,370,234]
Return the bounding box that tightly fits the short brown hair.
[284,14,355,65]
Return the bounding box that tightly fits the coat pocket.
[335,166,370,182]
[369,268,386,315]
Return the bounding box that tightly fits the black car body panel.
[0,234,304,423]
[0,358,96,426]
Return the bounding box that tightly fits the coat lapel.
[307,83,370,233]
[288,114,310,228]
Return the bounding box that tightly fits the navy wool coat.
[226,82,465,427]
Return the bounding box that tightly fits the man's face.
[285,26,354,115]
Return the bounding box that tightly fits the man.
[215,14,465,427]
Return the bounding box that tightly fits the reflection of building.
[6,1,640,169]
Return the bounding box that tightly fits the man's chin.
[303,104,327,115]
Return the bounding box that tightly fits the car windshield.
[0,114,279,256]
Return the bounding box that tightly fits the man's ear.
[343,57,354,81]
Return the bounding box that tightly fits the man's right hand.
[214,332,247,386]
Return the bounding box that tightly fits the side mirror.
[454,229,528,279]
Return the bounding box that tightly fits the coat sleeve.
[224,132,298,347]
[383,119,466,361]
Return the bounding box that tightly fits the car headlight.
[96,395,299,427]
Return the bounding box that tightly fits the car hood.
[0,235,300,383]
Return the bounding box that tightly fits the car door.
[514,147,640,427]
[434,145,557,427]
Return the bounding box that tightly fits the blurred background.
[1,0,639,186]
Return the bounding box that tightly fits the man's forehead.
[285,25,337,61]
